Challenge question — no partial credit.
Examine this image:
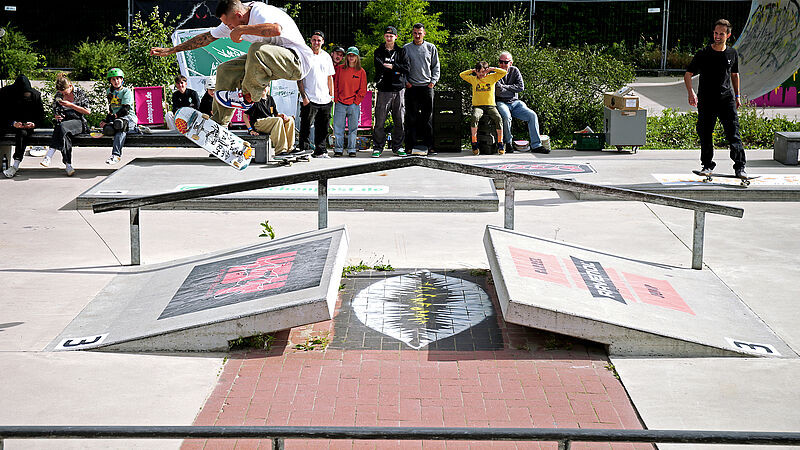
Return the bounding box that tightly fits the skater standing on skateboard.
[684,19,747,178]
[149,0,313,127]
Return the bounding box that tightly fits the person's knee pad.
[102,124,116,136]
[113,118,129,132]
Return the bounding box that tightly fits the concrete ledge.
[774,131,800,165]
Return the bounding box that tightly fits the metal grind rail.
[3,426,800,449]
[91,156,744,269]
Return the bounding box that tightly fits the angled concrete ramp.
[46,226,348,352]
[483,225,793,357]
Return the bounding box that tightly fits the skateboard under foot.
[692,170,760,187]
[274,150,312,167]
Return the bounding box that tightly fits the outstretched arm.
[150,32,217,56]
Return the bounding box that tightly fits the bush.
[0,24,46,79]
[71,39,130,81]
[440,10,635,144]
[115,7,180,88]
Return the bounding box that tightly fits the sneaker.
[214,89,254,110]
[530,145,550,154]
[289,148,312,157]
[735,168,748,178]
[138,125,152,134]
[3,166,18,178]
[699,166,713,176]
[333,151,343,157]
[106,155,121,165]
[371,149,382,158]
[40,156,51,167]
[497,142,505,155]
[348,151,357,157]
[472,142,479,155]
[311,153,330,159]
[65,165,75,177]
[396,149,407,157]
[29,146,47,157]
[411,146,428,156]
[428,149,438,156]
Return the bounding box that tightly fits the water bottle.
[2,154,8,171]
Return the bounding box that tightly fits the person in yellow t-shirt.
[460,61,507,155]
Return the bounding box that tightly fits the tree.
[0,24,46,79]
[354,0,449,79]
[115,7,180,88]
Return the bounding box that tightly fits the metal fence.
[3,425,800,449]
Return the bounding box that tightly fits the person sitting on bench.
[243,86,298,156]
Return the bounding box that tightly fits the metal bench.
[774,131,800,165]
[0,128,270,163]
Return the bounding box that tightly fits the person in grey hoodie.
[403,23,440,155]
[495,51,547,153]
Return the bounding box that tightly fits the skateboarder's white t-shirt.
[302,52,336,105]
[211,2,313,79]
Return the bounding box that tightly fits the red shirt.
[334,66,367,105]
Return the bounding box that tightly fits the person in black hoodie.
[1,75,45,178]
[371,26,409,157]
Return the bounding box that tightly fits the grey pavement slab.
[45,226,348,352]
[483,225,793,357]
[612,357,800,450]
[76,157,499,212]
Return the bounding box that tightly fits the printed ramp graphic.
[483,225,794,358]
[735,0,800,99]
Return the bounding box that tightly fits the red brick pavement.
[183,274,653,450]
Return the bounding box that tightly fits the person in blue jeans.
[333,47,367,156]
[99,68,141,165]
[495,51,548,154]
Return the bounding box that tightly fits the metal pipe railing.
[2,426,800,449]
[91,157,744,270]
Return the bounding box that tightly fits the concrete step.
[483,225,794,357]
[46,226,349,352]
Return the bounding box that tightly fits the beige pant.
[254,116,296,155]
[212,43,302,126]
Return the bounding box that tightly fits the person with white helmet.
[199,76,216,115]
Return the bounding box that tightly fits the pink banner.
[231,108,244,124]
[134,86,165,125]
[751,87,799,107]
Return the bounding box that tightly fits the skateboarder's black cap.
[312,30,325,39]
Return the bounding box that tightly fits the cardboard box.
[603,92,640,111]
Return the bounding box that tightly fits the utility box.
[774,131,800,165]
[604,106,646,152]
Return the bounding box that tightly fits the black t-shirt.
[199,92,214,115]
[686,46,738,100]
[245,95,279,122]
[172,89,200,112]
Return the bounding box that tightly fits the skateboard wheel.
[192,134,200,140]
[243,148,253,159]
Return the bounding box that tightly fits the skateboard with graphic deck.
[692,170,760,187]
[273,149,312,167]
[174,107,253,170]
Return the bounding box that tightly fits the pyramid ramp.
[46,226,348,352]
[483,226,793,357]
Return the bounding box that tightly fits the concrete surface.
[2,132,800,448]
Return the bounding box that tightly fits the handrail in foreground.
[2,426,799,450]
[91,157,744,269]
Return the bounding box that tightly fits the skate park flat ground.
[1,141,800,449]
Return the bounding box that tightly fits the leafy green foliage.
[354,0,449,78]
[259,220,276,239]
[0,24,46,79]
[115,7,180,88]
[294,333,330,351]
[70,39,130,82]
[440,10,635,143]
[228,333,276,351]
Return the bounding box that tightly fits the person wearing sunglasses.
[495,51,548,153]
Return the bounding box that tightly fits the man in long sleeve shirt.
[372,26,409,157]
[403,23,440,156]
[495,51,547,153]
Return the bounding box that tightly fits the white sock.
[45,148,56,159]
[12,159,20,169]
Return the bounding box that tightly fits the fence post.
[318,179,328,229]
[692,210,705,270]
[504,180,515,230]
[130,207,141,265]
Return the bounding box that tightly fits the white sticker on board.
[55,334,109,351]
[725,337,781,356]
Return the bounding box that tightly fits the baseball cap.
[332,46,345,54]
[346,46,360,56]
[311,30,325,39]
[384,26,398,36]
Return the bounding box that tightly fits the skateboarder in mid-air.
[684,19,747,178]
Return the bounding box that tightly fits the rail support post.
[558,440,570,450]
[318,178,328,229]
[692,210,705,270]
[130,207,141,266]
[271,437,284,450]
[504,180,515,230]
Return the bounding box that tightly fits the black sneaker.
[530,145,550,154]
[735,168,747,178]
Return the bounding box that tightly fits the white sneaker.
[106,155,121,165]
[65,165,75,177]
[3,166,18,178]
[40,156,51,167]
[29,146,47,157]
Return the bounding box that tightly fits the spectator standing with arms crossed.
[372,26,408,157]
[333,47,367,157]
[460,61,507,155]
[297,30,336,158]
[403,23,440,156]
[685,19,747,178]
